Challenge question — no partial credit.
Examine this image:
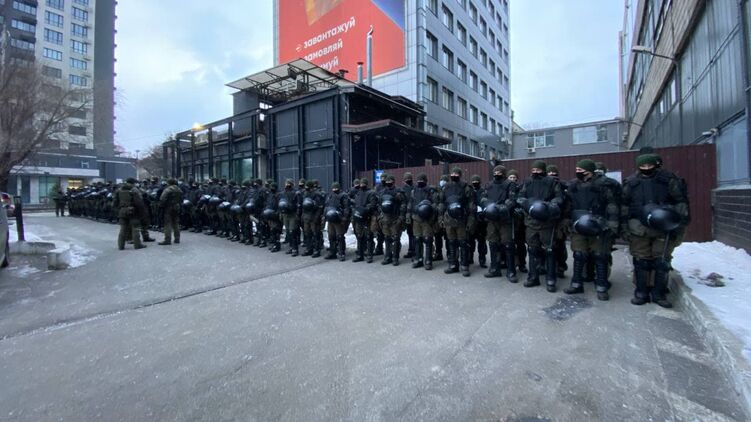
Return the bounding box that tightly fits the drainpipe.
[366,26,374,86]
[357,62,364,84]
[739,0,751,182]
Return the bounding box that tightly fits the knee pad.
[573,250,588,260]
[654,258,671,272]
[633,258,653,270]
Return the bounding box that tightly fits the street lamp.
[135,149,140,180]
[632,45,677,63]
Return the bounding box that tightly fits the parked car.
[0,195,9,268]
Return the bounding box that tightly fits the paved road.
[0,215,747,421]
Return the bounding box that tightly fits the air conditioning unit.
[527,147,536,154]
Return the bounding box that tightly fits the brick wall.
[713,187,751,253]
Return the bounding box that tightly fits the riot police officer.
[158,178,183,245]
[377,175,407,266]
[279,179,302,256]
[442,167,476,277]
[113,178,146,250]
[301,180,324,257]
[407,173,437,270]
[352,178,378,263]
[482,165,518,282]
[402,172,416,260]
[469,174,487,268]
[324,182,350,261]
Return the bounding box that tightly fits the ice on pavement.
[673,241,751,361]
[7,215,98,269]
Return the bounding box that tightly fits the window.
[469,105,478,124]
[73,0,89,4]
[442,129,454,140]
[497,95,503,111]
[441,87,454,112]
[426,77,438,103]
[469,2,477,23]
[42,65,62,79]
[71,40,88,54]
[480,49,487,67]
[573,125,609,144]
[503,48,509,63]
[441,45,453,72]
[70,57,88,70]
[46,0,63,10]
[503,23,508,36]
[457,97,468,119]
[69,125,87,136]
[11,38,35,51]
[469,37,477,57]
[496,40,503,55]
[441,5,453,32]
[12,1,36,14]
[469,71,478,91]
[427,0,437,14]
[489,31,495,46]
[80,161,90,169]
[503,100,509,113]
[72,6,88,22]
[458,135,469,153]
[456,22,467,45]
[489,59,496,77]
[456,59,467,82]
[480,17,487,36]
[503,75,509,88]
[481,112,488,130]
[527,132,555,148]
[45,11,64,28]
[69,74,88,86]
[480,81,487,99]
[490,118,497,134]
[71,23,88,38]
[455,0,466,8]
[426,31,438,59]
[69,108,87,119]
[44,28,63,45]
[11,19,35,33]
[496,13,503,30]
[489,88,496,106]
[426,121,438,134]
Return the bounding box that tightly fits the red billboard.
[278,0,406,80]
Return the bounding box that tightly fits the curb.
[671,271,751,418]
[9,240,72,270]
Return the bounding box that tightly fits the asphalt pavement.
[0,214,747,421]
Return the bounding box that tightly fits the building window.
[441,87,454,112]
[71,23,88,38]
[469,105,478,124]
[427,0,437,14]
[12,1,36,14]
[44,28,63,45]
[469,71,478,91]
[489,59,496,77]
[72,6,88,22]
[11,38,35,51]
[442,128,454,141]
[42,65,62,79]
[69,74,88,86]
[455,0,466,9]
[480,17,487,36]
[456,22,467,45]
[45,11,64,28]
[11,19,35,33]
[442,4,453,32]
[573,125,609,144]
[73,0,89,4]
[503,75,509,88]
[490,118,497,134]
[469,37,478,57]
[70,57,88,70]
[426,31,438,59]
[456,59,467,82]
[426,121,438,134]
[457,97,468,119]
[497,95,503,111]
[426,77,438,103]
[469,2,477,23]
[80,161,90,169]
[480,49,487,67]
[46,0,64,10]
[503,48,509,63]
[527,132,555,148]
[441,45,453,72]
[42,48,63,60]
[69,125,87,136]
[71,40,88,54]
[69,108,87,119]
[503,100,509,113]
[480,81,487,99]
[481,112,488,130]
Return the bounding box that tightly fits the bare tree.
[137,143,167,179]
[0,50,92,191]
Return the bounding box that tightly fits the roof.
[226,59,355,104]
[341,119,451,147]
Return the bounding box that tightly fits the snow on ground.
[673,241,751,361]
[7,216,98,270]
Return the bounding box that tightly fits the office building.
[511,118,625,160]
[274,0,512,161]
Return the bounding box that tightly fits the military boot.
[524,249,541,287]
[374,233,384,256]
[443,240,459,274]
[484,243,502,278]
[311,234,321,258]
[412,237,424,268]
[504,243,518,283]
[404,235,415,259]
[325,235,338,259]
[424,238,434,270]
[460,241,471,277]
[366,237,374,263]
[631,258,652,305]
[291,232,300,257]
[478,243,487,269]
[545,250,557,292]
[392,236,401,266]
[433,235,444,261]
[337,236,346,261]
[381,238,393,265]
[652,259,673,308]
[353,237,365,262]
[564,251,587,294]
[594,253,611,301]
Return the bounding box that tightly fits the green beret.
[595,162,607,172]
[470,174,481,182]
[386,175,396,183]
[360,178,370,187]
[298,178,306,185]
[285,178,294,185]
[493,165,506,174]
[352,179,360,185]
[547,164,559,174]
[331,182,341,190]
[636,154,659,167]
[305,180,315,188]
[440,174,449,181]
[531,160,547,172]
[450,167,463,175]
[242,180,251,187]
[576,159,596,173]
[416,172,428,181]
[403,172,413,181]
[507,169,519,177]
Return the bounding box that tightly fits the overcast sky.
[114,0,623,154]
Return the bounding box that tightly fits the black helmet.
[244,198,257,212]
[324,207,342,223]
[353,207,368,222]
[230,204,243,215]
[106,192,113,199]
[218,201,231,211]
[278,198,291,213]
[209,195,222,205]
[483,202,510,222]
[199,194,211,205]
[572,212,603,237]
[262,207,278,221]
[644,205,681,233]
[380,196,395,215]
[416,199,434,220]
[302,197,316,212]
[447,202,463,219]
[182,199,192,207]
[528,201,551,221]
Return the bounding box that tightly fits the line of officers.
[73,151,689,308]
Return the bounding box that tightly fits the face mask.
[333,189,340,194]
[472,183,480,189]
[439,180,447,188]
[575,172,587,181]
[450,175,460,182]
[640,168,656,177]
[385,182,394,188]
[417,181,426,188]
[286,185,293,190]
[360,185,367,190]
[405,180,413,186]
[532,173,543,179]
[493,175,503,181]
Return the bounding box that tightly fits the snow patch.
[68,244,98,268]
[6,263,41,278]
[672,241,751,361]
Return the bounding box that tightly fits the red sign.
[278,0,406,80]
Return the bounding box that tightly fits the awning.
[342,119,451,147]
